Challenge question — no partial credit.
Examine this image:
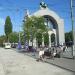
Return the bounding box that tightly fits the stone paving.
[0,48,75,75]
[22,51,75,72]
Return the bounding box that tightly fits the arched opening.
[36,15,59,47]
[44,33,49,46]
[51,33,55,46]
[43,15,59,45]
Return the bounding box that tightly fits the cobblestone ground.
[0,48,75,75]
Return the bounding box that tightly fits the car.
[5,43,11,49]
[11,43,18,48]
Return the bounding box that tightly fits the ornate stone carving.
[40,1,47,9]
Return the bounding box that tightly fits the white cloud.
[0,18,5,26]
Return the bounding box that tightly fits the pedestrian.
[32,47,36,56]
[51,47,55,59]
[36,47,44,62]
[60,45,63,57]
[63,46,67,52]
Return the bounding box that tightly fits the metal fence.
[73,0,75,57]
[63,47,73,58]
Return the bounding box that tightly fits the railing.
[63,47,74,58]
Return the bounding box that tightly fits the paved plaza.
[0,47,75,75]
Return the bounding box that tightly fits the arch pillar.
[55,34,57,46]
[48,31,51,48]
[33,38,37,48]
[57,19,65,45]
[42,35,44,47]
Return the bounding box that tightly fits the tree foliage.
[44,33,49,45]
[65,31,73,42]
[0,35,6,47]
[9,32,19,43]
[4,16,12,42]
[23,16,47,45]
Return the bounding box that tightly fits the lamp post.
[23,9,29,49]
[17,25,22,50]
[70,0,75,57]
[16,9,21,49]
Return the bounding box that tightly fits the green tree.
[36,33,42,46]
[23,16,47,46]
[4,16,12,42]
[0,35,6,47]
[65,31,73,42]
[44,33,49,45]
[9,32,19,43]
[51,33,55,43]
[23,17,33,44]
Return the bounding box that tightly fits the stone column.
[49,35,51,48]
[42,35,44,47]
[48,31,51,48]
[57,19,65,45]
[29,40,32,46]
[33,38,37,48]
[55,34,57,46]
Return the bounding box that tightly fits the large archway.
[43,15,59,46]
[30,1,65,47]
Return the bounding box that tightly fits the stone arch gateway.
[27,2,65,47]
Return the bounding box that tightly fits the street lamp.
[70,0,75,57]
[16,9,22,50]
[17,26,22,50]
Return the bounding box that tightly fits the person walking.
[36,46,44,61]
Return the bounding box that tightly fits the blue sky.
[0,0,75,35]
